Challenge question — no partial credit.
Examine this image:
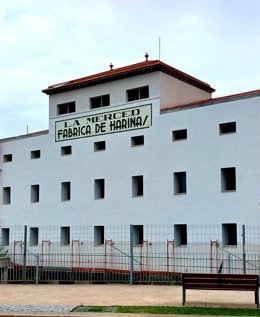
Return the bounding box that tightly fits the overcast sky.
[0,0,259,138]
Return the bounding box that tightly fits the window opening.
[174,224,187,246]
[61,182,71,201]
[222,223,237,245]
[94,179,105,199]
[57,102,75,115]
[127,86,149,102]
[1,228,10,246]
[131,135,144,147]
[3,154,12,162]
[94,141,106,151]
[132,225,144,246]
[132,175,143,197]
[94,226,105,245]
[174,172,187,194]
[30,227,39,246]
[31,184,40,203]
[219,122,236,134]
[172,129,187,141]
[60,226,70,246]
[221,167,236,191]
[2,187,11,205]
[61,145,72,155]
[31,150,41,159]
[90,95,110,109]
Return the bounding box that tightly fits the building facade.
[0,57,260,279]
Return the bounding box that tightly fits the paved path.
[0,284,257,315]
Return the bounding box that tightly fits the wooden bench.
[182,273,259,308]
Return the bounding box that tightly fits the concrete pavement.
[0,284,257,310]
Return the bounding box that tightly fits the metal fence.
[0,224,260,284]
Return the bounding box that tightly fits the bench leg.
[182,287,186,306]
[255,288,259,308]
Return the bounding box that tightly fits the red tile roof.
[161,89,260,113]
[42,59,215,95]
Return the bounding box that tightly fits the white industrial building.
[0,56,260,280]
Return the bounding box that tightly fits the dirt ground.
[0,284,257,308]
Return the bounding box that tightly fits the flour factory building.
[0,55,260,279]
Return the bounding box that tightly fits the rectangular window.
[132,225,144,246]
[2,187,11,205]
[94,141,106,151]
[60,226,70,246]
[90,94,110,109]
[31,184,40,203]
[222,223,237,246]
[94,179,105,199]
[174,224,187,246]
[57,101,75,115]
[3,154,12,162]
[1,228,10,246]
[219,122,236,134]
[61,182,71,201]
[31,150,41,159]
[127,86,149,102]
[221,167,236,191]
[174,172,187,194]
[30,227,39,246]
[131,135,144,147]
[172,129,187,141]
[61,145,72,156]
[132,175,143,197]
[94,226,105,246]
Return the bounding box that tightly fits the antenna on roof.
[109,63,113,70]
[159,36,161,60]
[145,52,149,61]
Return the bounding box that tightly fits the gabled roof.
[42,59,215,95]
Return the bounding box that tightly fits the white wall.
[1,95,260,230]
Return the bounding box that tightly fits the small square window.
[61,145,72,156]
[172,129,187,141]
[31,150,41,159]
[174,172,187,194]
[221,167,236,191]
[61,182,71,201]
[2,187,11,205]
[94,141,106,151]
[131,135,144,147]
[3,154,12,162]
[219,122,236,134]
[94,179,105,199]
[132,175,143,197]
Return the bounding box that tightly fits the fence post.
[242,224,246,274]
[129,224,134,285]
[23,225,27,283]
[35,253,39,285]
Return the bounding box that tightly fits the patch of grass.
[73,305,260,316]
